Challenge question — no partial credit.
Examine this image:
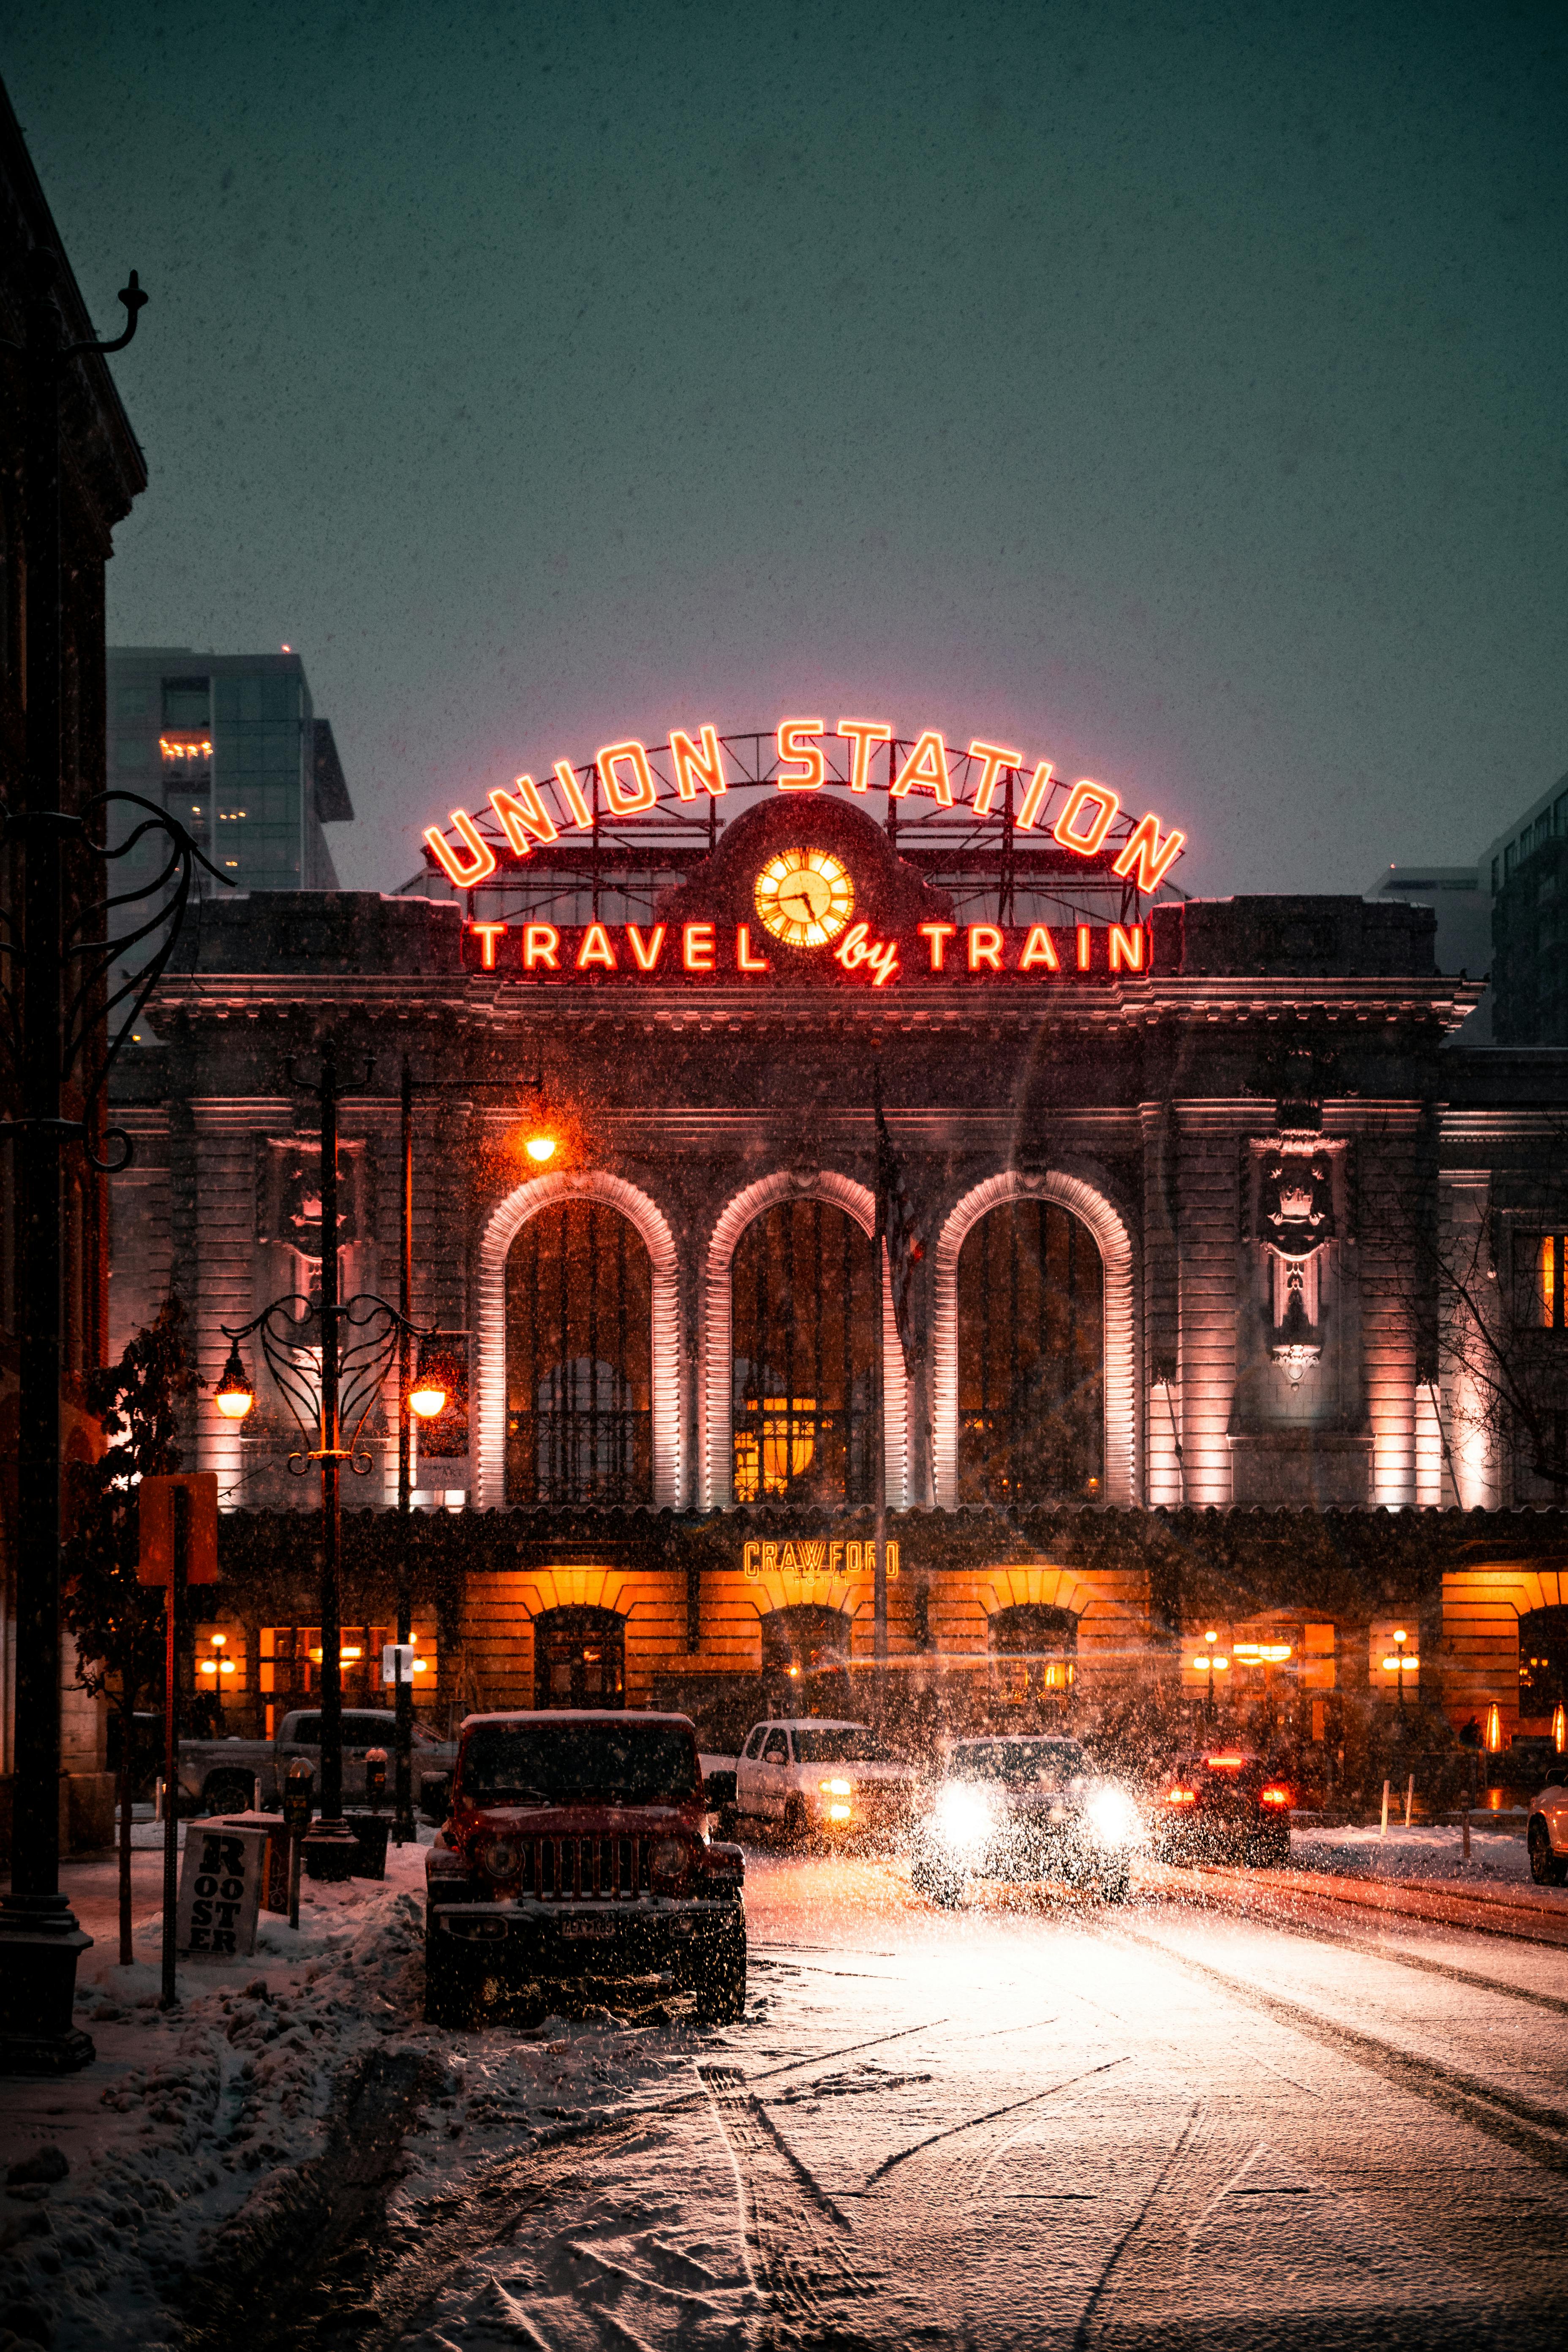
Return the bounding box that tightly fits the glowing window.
[731,1200,876,1505]
[958,1202,1104,1504]
[505,1203,653,1505]
[1533,1236,1568,1330]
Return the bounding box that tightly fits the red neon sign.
[420,717,1187,885]
[460,919,1152,988]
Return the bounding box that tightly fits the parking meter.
[282,1760,314,1834]
[364,1747,387,1809]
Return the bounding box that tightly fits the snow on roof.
[765,1717,868,1731]
[457,1708,697,1729]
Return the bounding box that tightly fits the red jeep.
[424,1709,747,2026]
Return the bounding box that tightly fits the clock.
[754,848,855,948]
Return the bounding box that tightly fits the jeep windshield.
[790,1726,894,1764]
[459,1721,700,1805]
[950,1740,1088,1788]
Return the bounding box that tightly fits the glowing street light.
[214,1341,255,1421]
[523,1130,558,1164]
[1380,1627,1418,1712]
[1194,1629,1229,1722]
[407,1337,448,1421]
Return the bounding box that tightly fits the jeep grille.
[525,1834,652,1899]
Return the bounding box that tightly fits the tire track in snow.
[861,2056,1131,2187]
[701,2063,887,2343]
[1104,1919,1568,2175]
[1070,2096,1205,2350]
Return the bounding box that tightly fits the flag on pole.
[874,1074,924,1365]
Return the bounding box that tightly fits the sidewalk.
[0,1835,435,2350]
[0,1830,724,2351]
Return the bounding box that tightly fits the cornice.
[151,970,1484,1036]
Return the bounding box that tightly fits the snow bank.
[1291,1820,1534,1886]
[0,1840,741,2349]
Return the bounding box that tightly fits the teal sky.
[8,0,1566,897]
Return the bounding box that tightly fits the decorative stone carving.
[1246,1138,1348,1386]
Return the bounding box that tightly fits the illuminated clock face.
[754,849,855,947]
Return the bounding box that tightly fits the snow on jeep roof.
[459,1709,697,1730]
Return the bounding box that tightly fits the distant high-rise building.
[106,646,353,894]
[1483,768,1568,1046]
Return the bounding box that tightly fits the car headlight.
[650,1832,699,1890]
[819,1778,853,1796]
[1086,1788,1141,1849]
[479,1835,521,1881]
[931,1782,995,1854]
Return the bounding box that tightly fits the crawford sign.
[423,716,1187,892]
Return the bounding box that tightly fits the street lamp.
[406,1334,451,1424]
[1193,1629,1229,1723]
[214,1342,255,1421]
[389,1056,564,1840]
[1380,1630,1418,1712]
[215,1049,435,1880]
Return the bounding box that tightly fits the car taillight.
[1165,1787,1197,1805]
[1260,1786,1291,1808]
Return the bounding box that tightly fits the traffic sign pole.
[160,1484,188,2010]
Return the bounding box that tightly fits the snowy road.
[356,1851,1568,2351]
[8,1840,1568,2350]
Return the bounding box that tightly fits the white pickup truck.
[177,1708,457,1816]
[734,1718,918,1843]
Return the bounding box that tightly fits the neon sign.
[462,917,1149,985]
[422,716,1186,892]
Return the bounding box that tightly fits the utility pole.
[394,1055,415,1843]
[872,1064,888,1672]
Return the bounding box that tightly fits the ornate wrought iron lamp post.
[214,1049,438,1873]
[0,257,226,2072]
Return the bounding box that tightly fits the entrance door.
[533,1606,626,1710]
[988,1602,1077,1718]
[760,1603,851,1714]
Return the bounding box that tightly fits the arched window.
[1519,1606,1568,1720]
[760,1604,851,1710]
[989,1603,1077,1709]
[506,1203,652,1503]
[732,1200,876,1505]
[534,1605,626,1710]
[957,1202,1104,1504]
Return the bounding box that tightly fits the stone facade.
[108,796,1568,1763]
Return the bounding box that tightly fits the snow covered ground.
[3,1836,1566,2348]
[1289,1819,1537,1885]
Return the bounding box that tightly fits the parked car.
[733,1718,917,1843]
[177,1708,456,1817]
[910,1734,1140,1906]
[1151,1749,1293,1866]
[1527,1765,1568,1886]
[424,1709,746,2026]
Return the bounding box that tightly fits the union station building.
[106,729,1568,1772]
